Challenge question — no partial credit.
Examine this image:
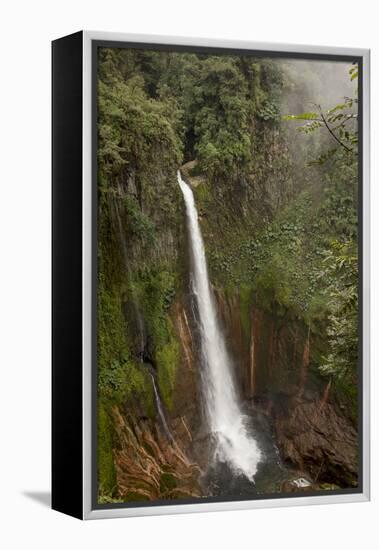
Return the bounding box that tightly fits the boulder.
[275,398,358,488]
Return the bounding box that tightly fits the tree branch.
[319,108,353,153]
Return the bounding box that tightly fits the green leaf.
[328,103,348,114]
[283,112,320,121]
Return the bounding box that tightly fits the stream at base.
[201,404,292,497]
[178,170,307,497]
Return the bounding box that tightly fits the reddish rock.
[275,399,358,488]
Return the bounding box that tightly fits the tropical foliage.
[96,48,359,497]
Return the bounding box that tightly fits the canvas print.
[96,45,360,506]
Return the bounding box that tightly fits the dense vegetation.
[97,47,359,500]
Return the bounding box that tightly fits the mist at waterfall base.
[178,171,289,496]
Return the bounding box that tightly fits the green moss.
[318,483,341,491]
[96,49,359,497]
[143,373,156,418]
[98,493,124,504]
[130,269,177,345]
[123,195,156,246]
[159,472,178,492]
[156,334,180,411]
[98,283,130,393]
[123,491,150,502]
[128,269,180,411]
[194,182,211,205]
[98,400,117,498]
[142,442,155,457]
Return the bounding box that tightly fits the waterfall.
[150,374,173,442]
[250,333,256,396]
[177,171,261,481]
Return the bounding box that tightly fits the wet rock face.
[171,303,200,429]
[112,406,202,502]
[202,288,359,488]
[213,292,315,400]
[280,475,313,492]
[280,476,340,493]
[106,218,359,499]
[112,301,206,502]
[274,398,358,488]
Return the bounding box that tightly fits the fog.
[280,59,356,114]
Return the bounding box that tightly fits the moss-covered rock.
[98,400,117,497]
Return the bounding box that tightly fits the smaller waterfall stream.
[113,196,175,444]
[150,374,173,441]
[178,171,261,481]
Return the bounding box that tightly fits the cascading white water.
[150,374,173,441]
[178,171,261,481]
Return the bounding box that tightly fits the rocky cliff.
[96,48,359,502]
